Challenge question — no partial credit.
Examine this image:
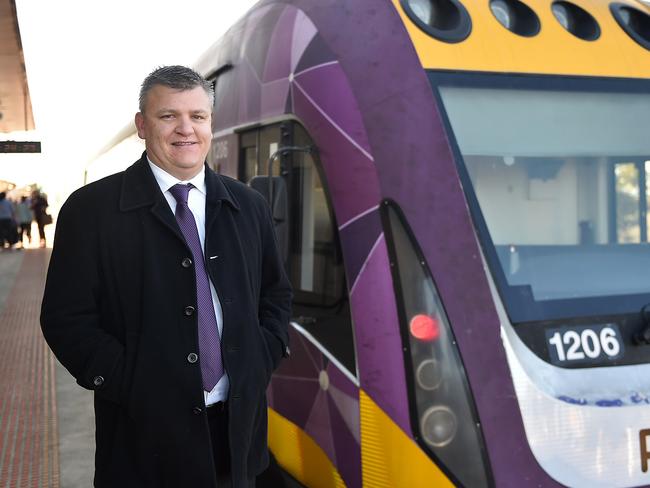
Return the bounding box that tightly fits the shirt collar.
[147,156,206,196]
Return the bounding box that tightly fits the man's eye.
[160,114,174,120]
[193,114,207,120]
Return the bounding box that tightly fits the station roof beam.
[0,0,35,133]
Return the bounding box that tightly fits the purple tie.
[169,183,223,391]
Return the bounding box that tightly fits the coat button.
[184,306,195,316]
[192,406,203,415]
[187,353,198,364]
[93,376,104,387]
[181,257,193,268]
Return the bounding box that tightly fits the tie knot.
[169,184,193,205]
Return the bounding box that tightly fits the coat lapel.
[204,166,240,237]
[119,152,185,244]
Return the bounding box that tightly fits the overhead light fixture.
[489,0,541,37]
[551,1,601,41]
[401,0,472,43]
[611,3,650,51]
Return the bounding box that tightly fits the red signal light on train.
[409,314,440,342]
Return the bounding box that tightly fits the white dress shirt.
[148,158,229,404]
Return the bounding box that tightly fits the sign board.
[0,141,41,153]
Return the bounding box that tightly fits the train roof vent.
[610,3,650,50]
[489,0,541,37]
[552,1,600,40]
[401,0,472,43]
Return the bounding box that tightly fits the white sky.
[1,0,257,209]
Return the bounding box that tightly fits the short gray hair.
[138,65,214,112]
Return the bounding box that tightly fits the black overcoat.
[41,154,292,487]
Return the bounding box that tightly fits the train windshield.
[433,73,650,323]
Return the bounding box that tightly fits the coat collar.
[204,161,240,212]
[119,152,240,212]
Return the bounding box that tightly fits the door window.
[239,123,357,375]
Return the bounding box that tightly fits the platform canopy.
[0,0,35,133]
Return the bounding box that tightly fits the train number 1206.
[545,324,623,366]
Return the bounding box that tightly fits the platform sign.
[0,141,41,153]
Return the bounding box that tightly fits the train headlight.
[421,406,458,447]
[383,201,492,488]
[416,359,443,390]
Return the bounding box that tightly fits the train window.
[613,160,650,243]
[239,124,284,182]
[240,131,259,181]
[435,75,650,322]
[288,124,356,374]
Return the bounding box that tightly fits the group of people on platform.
[0,189,50,250]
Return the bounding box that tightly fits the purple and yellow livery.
[95,0,650,486]
[199,0,650,486]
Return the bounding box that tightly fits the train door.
[239,121,361,487]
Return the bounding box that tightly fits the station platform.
[0,248,94,488]
[0,248,300,488]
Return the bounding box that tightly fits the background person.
[41,65,291,488]
[0,192,17,250]
[15,196,33,247]
[30,190,49,247]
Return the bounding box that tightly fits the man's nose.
[175,116,194,135]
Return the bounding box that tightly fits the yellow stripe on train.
[392,0,650,78]
[268,408,346,488]
[268,391,454,487]
[359,391,454,488]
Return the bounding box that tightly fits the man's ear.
[135,112,146,140]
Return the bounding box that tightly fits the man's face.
[135,85,212,180]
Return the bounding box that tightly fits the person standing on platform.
[0,192,16,250]
[15,196,33,247]
[30,190,49,247]
[41,65,292,488]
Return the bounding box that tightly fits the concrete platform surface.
[0,249,94,488]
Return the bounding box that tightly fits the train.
[90,0,650,486]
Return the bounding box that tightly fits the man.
[41,66,292,488]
